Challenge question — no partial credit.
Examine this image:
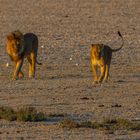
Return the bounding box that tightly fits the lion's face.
[6,31,24,57]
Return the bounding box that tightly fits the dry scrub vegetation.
[0,106,140,134]
[0,106,46,122]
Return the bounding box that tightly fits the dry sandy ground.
[0,0,140,139]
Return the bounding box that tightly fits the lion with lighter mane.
[6,30,42,80]
[91,31,124,84]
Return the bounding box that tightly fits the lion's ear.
[13,31,23,39]
[7,34,15,41]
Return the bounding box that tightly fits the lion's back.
[24,33,38,52]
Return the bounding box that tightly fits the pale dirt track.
[0,0,140,140]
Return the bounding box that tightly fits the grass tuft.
[16,107,46,122]
[0,106,17,121]
[59,118,140,132]
[59,119,79,128]
[0,106,46,122]
[48,113,65,118]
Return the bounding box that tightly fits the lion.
[6,30,42,80]
[91,31,124,84]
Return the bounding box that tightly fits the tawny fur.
[6,30,42,80]
[91,31,124,84]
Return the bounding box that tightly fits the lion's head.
[6,30,24,58]
[91,44,103,60]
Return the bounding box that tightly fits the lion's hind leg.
[27,53,36,78]
[103,64,110,82]
[104,53,112,82]
[27,56,34,78]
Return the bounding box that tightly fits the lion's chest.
[92,58,105,67]
[8,54,19,62]
[7,47,19,62]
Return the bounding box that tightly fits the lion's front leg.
[18,71,24,79]
[13,59,23,80]
[98,65,106,83]
[91,62,98,84]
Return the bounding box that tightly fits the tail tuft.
[118,31,122,38]
[112,31,124,52]
[36,60,42,65]
[37,62,42,65]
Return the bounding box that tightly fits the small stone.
[6,63,9,67]
[98,104,104,107]
[111,104,122,107]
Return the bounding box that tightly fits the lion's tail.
[112,31,124,52]
[36,59,42,65]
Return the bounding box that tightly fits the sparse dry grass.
[48,113,65,118]
[1,106,140,132]
[0,106,17,121]
[0,106,46,122]
[59,119,79,128]
[59,118,140,132]
[16,107,46,122]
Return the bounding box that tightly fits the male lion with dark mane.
[91,31,124,84]
[6,30,42,80]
